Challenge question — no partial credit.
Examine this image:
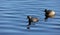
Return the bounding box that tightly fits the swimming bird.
[27,16,39,29]
[44,9,55,21]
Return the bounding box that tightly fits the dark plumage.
[44,9,55,21]
[27,16,39,29]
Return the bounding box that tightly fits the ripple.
[0,32,27,35]
[0,0,60,35]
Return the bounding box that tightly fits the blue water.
[0,0,60,35]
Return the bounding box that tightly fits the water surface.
[0,0,60,35]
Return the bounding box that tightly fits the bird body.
[27,16,39,29]
[44,9,55,21]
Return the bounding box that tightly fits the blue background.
[0,0,60,35]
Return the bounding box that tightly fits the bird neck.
[45,9,48,12]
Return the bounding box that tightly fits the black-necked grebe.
[44,9,55,21]
[27,16,39,29]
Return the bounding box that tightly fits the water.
[0,0,60,35]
